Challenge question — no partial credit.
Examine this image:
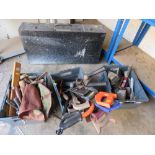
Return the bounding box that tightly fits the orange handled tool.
[95,92,117,108]
[82,102,95,118]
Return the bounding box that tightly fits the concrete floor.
[13,98,155,135]
[0,20,155,135]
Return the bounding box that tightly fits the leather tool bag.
[19,84,45,121]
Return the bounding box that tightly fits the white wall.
[0,19,39,40]
[98,19,155,59]
[0,19,70,40]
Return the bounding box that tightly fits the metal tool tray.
[0,73,59,125]
[52,66,149,110]
[0,68,85,126]
[51,67,112,114]
[105,65,149,108]
[19,23,106,64]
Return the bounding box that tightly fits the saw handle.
[56,111,82,135]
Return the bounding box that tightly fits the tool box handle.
[54,24,72,31]
[55,24,72,27]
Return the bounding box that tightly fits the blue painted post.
[105,19,123,61]
[108,19,130,64]
[134,24,150,46]
[142,19,155,27]
[133,21,145,45]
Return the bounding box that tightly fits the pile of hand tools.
[55,65,140,134]
[4,62,53,121]
[2,64,141,135]
[107,66,136,103]
[55,66,121,134]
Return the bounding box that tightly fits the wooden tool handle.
[9,89,16,116]
[9,62,21,116]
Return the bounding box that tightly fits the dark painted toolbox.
[19,23,106,64]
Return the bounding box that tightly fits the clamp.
[67,93,90,111]
[71,87,98,100]
[73,100,90,111]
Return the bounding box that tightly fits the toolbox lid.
[19,23,106,34]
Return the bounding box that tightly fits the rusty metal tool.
[120,66,131,88]
[73,100,90,111]
[9,62,21,116]
[70,93,90,111]
[116,89,127,101]
[86,66,106,78]
[71,87,98,100]
[108,71,120,86]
